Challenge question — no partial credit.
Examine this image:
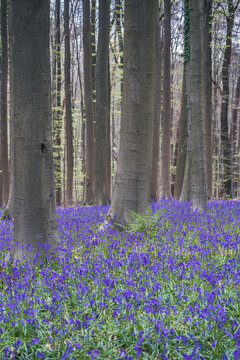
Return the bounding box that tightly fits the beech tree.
[108,0,157,222]
[10,0,59,260]
[150,3,162,202]
[188,0,207,211]
[94,0,111,205]
[161,0,171,198]
[64,0,74,204]
[82,0,95,203]
[175,0,190,202]
[1,0,9,206]
[53,0,62,205]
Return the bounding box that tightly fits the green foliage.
[124,209,163,234]
[1,209,12,221]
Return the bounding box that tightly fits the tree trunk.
[91,0,96,115]
[203,0,212,199]
[53,0,62,205]
[0,53,2,207]
[150,4,161,201]
[232,63,240,197]
[108,0,157,222]
[1,0,9,206]
[174,63,188,200]
[220,0,235,198]
[94,0,111,205]
[177,0,190,202]
[10,0,59,261]
[189,0,207,211]
[64,0,73,204]
[161,0,171,198]
[82,0,95,203]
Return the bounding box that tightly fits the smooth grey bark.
[220,0,238,197]
[64,0,73,204]
[73,19,86,202]
[161,0,171,198]
[94,0,111,205]
[188,0,207,211]
[232,63,240,196]
[174,63,188,200]
[10,0,59,261]
[0,51,2,207]
[150,5,161,201]
[91,0,96,115]
[203,0,212,199]
[108,0,157,222]
[82,0,95,203]
[178,0,191,202]
[53,0,62,206]
[1,0,9,206]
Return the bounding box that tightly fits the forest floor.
[0,199,239,359]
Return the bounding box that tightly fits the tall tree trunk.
[161,0,171,198]
[64,0,73,204]
[150,5,161,201]
[1,0,9,206]
[91,0,96,115]
[174,63,188,200]
[176,0,190,201]
[220,0,235,198]
[115,0,124,98]
[203,0,213,199]
[108,0,157,223]
[10,0,59,261]
[73,19,86,203]
[94,0,111,205]
[82,0,95,203]
[189,0,207,211]
[53,0,62,205]
[0,41,2,207]
[232,63,240,196]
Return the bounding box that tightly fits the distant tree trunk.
[115,0,124,97]
[108,0,157,222]
[91,0,96,114]
[232,63,240,196]
[220,0,235,198]
[53,0,62,205]
[189,0,207,211]
[73,19,86,203]
[1,0,9,206]
[203,0,212,199]
[161,0,171,198]
[94,0,111,205]
[175,0,190,201]
[82,0,95,203]
[64,0,73,204]
[10,0,59,261]
[0,52,2,207]
[150,5,161,201]
[174,63,188,200]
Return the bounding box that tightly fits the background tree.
[108,0,157,222]
[10,0,59,260]
[82,0,95,203]
[94,0,111,205]
[53,0,62,205]
[220,0,239,197]
[161,0,171,198]
[64,0,74,204]
[203,0,213,198]
[1,0,9,206]
[176,0,190,202]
